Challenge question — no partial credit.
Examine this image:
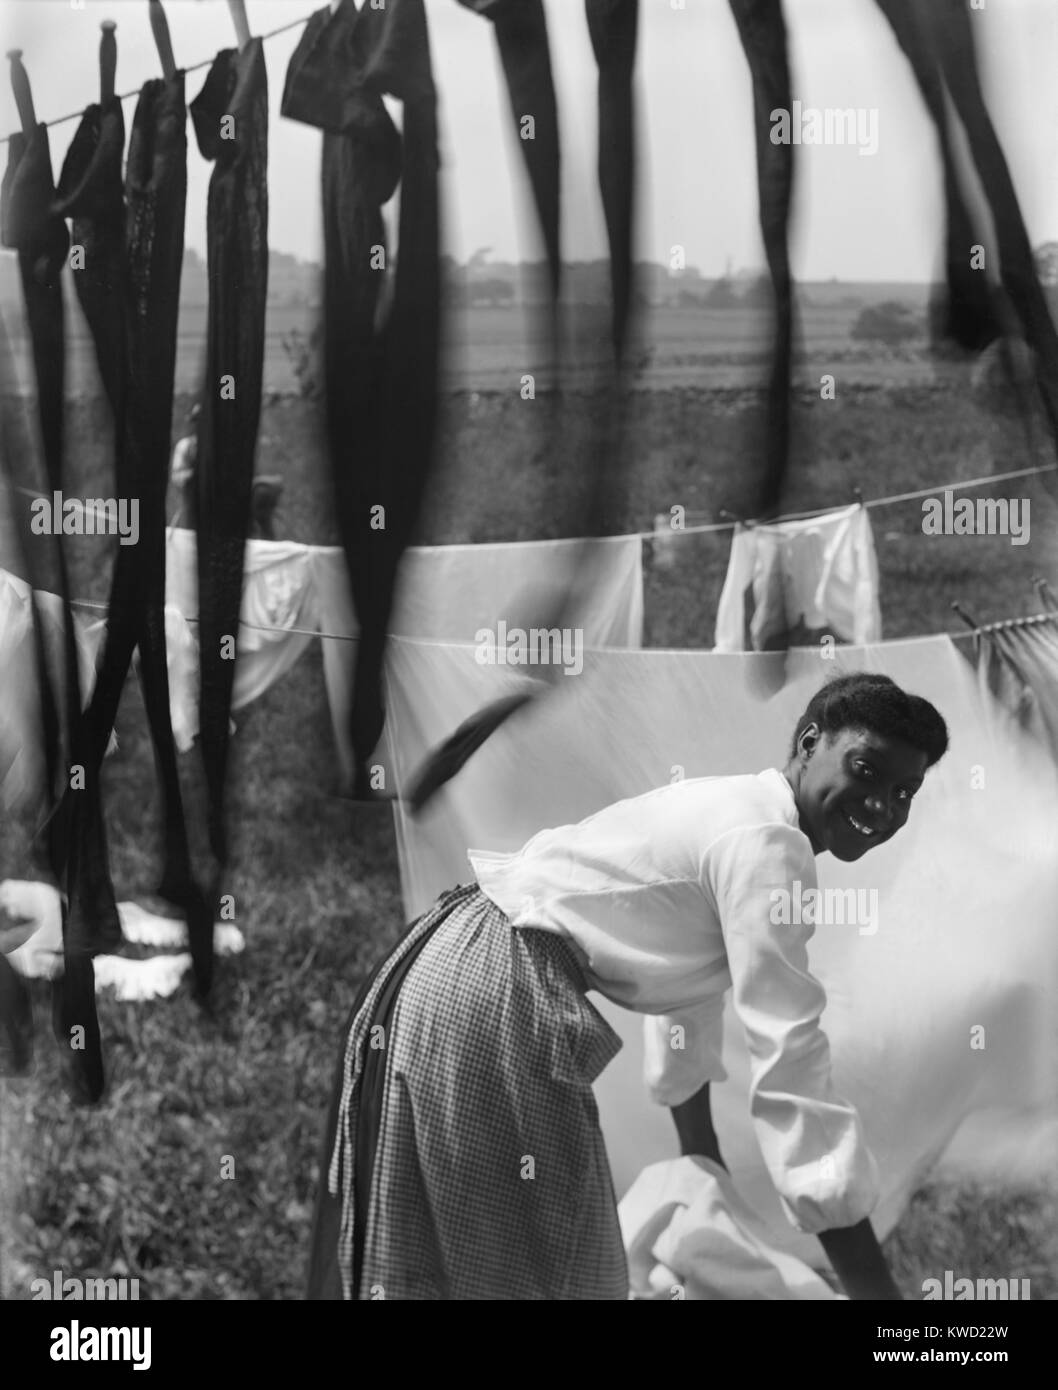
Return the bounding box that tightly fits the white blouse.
[469,767,880,1235]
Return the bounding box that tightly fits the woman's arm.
[818,1219,902,1300]
[671,1086,900,1297]
[670,1081,726,1169]
[703,824,888,1274]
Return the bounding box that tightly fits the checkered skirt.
[326,883,629,1300]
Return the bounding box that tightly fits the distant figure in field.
[169,403,283,538]
[170,403,201,530]
[248,477,284,540]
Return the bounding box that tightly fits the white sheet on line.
[164,531,643,769]
[383,633,1058,1270]
[309,533,645,787]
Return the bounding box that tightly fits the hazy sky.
[2,0,1056,280]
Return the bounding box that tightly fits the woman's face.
[790,724,929,861]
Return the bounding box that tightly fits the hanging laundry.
[0,952,32,1075]
[382,632,1058,1273]
[52,90,170,988]
[973,616,1058,764]
[456,0,561,294]
[403,2,647,815]
[586,0,638,362]
[53,98,125,409]
[2,878,245,1001]
[64,70,215,1006]
[1,105,107,1102]
[190,38,269,989]
[1,123,68,495]
[164,529,319,748]
[727,0,796,520]
[0,119,80,827]
[283,0,439,799]
[0,300,53,1086]
[0,570,105,819]
[713,503,882,652]
[310,532,644,789]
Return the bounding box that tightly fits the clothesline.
[68,591,342,644]
[0,11,316,147]
[12,455,1055,548]
[646,461,1057,539]
[9,459,1056,645]
[61,591,1058,650]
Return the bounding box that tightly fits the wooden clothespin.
[227,0,252,51]
[852,486,864,507]
[100,21,117,105]
[147,0,176,80]
[6,50,37,136]
[1033,576,1057,611]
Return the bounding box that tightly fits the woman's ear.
[798,721,822,761]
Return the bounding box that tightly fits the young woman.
[307,672,948,1300]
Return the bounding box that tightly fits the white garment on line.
[973,619,1058,765]
[164,529,320,750]
[309,533,644,788]
[0,568,107,817]
[383,632,1058,1274]
[713,504,882,652]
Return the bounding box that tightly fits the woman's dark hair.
[791,673,949,767]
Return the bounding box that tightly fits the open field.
[2,289,987,397]
[1,361,1056,1299]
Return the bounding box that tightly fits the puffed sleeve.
[704,822,880,1234]
[642,1000,728,1107]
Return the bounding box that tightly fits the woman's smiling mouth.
[843,809,879,839]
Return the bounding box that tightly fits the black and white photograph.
[0,0,1055,1347]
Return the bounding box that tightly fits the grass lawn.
[1,367,1056,1299]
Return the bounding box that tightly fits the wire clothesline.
[14,453,1056,548]
[641,461,1057,538]
[0,10,316,148]
[60,591,1057,650]
[30,447,1052,646]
